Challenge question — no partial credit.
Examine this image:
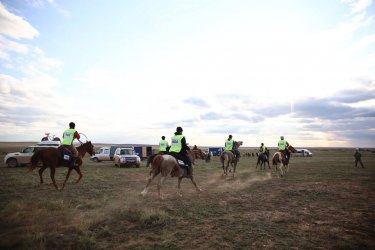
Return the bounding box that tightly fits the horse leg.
[38,166,47,185]
[74,166,83,183]
[141,172,158,196]
[177,177,183,197]
[278,164,284,177]
[157,175,167,199]
[50,167,59,190]
[189,175,202,192]
[62,167,73,190]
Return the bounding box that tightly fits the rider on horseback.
[278,136,290,160]
[168,126,192,176]
[225,135,240,159]
[259,143,268,161]
[159,136,169,152]
[62,122,81,167]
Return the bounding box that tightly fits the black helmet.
[69,122,75,128]
[161,136,165,140]
[176,126,183,133]
[261,143,264,145]
[229,134,232,138]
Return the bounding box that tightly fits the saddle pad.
[177,159,188,167]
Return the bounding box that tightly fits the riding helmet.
[69,122,75,128]
[176,126,183,133]
[280,136,284,140]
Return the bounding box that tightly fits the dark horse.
[256,148,270,170]
[29,141,95,190]
[220,141,243,177]
[272,145,297,176]
[141,150,202,199]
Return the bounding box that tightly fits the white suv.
[113,147,141,168]
[4,145,59,167]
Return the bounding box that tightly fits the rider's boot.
[186,164,192,176]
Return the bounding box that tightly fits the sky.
[0,0,374,148]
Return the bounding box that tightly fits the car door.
[102,148,111,161]
[18,147,35,164]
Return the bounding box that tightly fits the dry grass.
[0,143,374,249]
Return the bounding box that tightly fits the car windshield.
[22,147,34,153]
[120,149,133,155]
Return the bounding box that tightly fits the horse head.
[287,145,297,153]
[78,141,95,156]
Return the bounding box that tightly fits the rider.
[225,135,240,159]
[62,122,81,166]
[159,136,169,152]
[278,136,290,160]
[169,126,192,176]
[259,142,268,160]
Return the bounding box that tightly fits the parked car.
[113,147,141,168]
[4,144,59,167]
[90,145,131,162]
[294,149,313,157]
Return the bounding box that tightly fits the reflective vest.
[260,145,266,153]
[159,140,168,151]
[225,139,234,150]
[278,140,288,150]
[62,129,76,145]
[169,135,184,153]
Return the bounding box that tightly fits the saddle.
[59,146,73,164]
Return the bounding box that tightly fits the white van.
[295,149,313,157]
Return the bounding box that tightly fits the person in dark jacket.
[354,148,365,168]
[169,126,192,175]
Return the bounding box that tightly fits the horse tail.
[272,153,279,166]
[150,154,163,175]
[29,150,42,171]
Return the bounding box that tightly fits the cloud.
[341,0,373,14]
[184,97,209,107]
[0,2,39,39]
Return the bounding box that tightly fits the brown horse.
[272,145,297,176]
[29,141,95,190]
[141,151,202,199]
[220,141,243,177]
[191,147,206,163]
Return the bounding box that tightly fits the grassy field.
[0,143,374,249]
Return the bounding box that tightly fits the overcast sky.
[0,0,374,147]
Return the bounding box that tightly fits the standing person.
[169,126,192,176]
[354,148,365,168]
[278,136,290,159]
[62,122,81,166]
[159,136,169,152]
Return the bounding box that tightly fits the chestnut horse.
[146,146,205,167]
[29,141,95,190]
[141,150,202,199]
[272,145,297,176]
[220,141,243,177]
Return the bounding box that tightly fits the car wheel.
[93,157,99,162]
[136,164,140,168]
[7,158,18,167]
